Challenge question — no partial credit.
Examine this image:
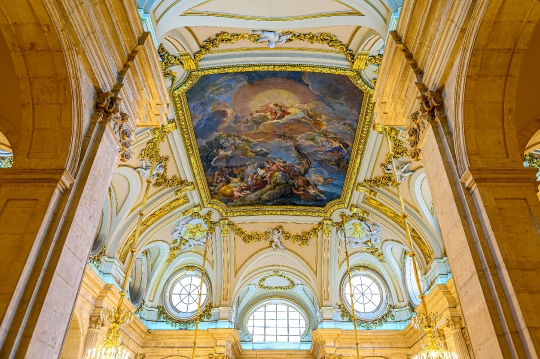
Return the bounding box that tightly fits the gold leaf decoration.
[338,303,396,329]
[228,221,323,246]
[362,196,432,262]
[256,271,296,291]
[119,194,189,262]
[157,303,212,330]
[359,127,408,188]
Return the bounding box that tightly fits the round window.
[343,274,382,313]
[341,268,388,320]
[170,275,208,313]
[164,267,211,320]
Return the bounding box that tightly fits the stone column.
[82,315,104,357]
[407,93,540,358]
[445,316,472,359]
[0,93,130,358]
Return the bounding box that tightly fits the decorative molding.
[89,315,103,329]
[256,271,296,291]
[362,196,432,262]
[157,302,213,329]
[194,31,356,66]
[119,193,189,262]
[338,303,397,329]
[228,221,323,246]
[359,127,408,188]
[352,50,383,70]
[445,316,463,330]
[405,91,444,161]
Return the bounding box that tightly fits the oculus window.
[163,267,211,320]
[341,268,389,321]
[170,275,208,313]
[246,303,307,343]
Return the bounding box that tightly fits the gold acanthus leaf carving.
[362,196,432,262]
[194,31,355,66]
[228,221,323,246]
[157,303,212,329]
[359,127,408,188]
[119,194,189,262]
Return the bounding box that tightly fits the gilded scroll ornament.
[119,194,189,262]
[157,303,212,329]
[228,221,322,246]
[363,196,432,262]
[194,31,355,66]
[359,127,408,188]
[256,271,296,291]
[524,152,540,170]
[338,303,397,329]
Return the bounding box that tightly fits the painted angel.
[252,30,292,48]
[265,228,286,251]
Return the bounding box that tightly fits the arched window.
[340,267,389,321]
[246,303,307,343]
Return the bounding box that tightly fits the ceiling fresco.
[182,70,366,212]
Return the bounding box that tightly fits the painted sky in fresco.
[186,71,363,208]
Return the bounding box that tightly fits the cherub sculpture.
[339,220,382,248]
[136,159,165,181]
[252,30,292,48]
[265,228,286,250]
[172,217,207,252]
[384,157,413,182]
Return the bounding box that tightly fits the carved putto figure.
[252,30,292,48]
[339,220,382,248]
[265,228,286,250]
[383,157,413,182]
[172,217,207,252]
[136,159,165,180]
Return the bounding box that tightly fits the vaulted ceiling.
[89,0,452,335]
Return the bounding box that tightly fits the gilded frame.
[172,64,374,218]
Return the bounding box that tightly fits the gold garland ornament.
[256,271,296,291]
[159,31,369,74]
[228,221,323,246]
[157,303,213,330]
[338,303,397,330]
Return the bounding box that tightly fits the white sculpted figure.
[339,220,382,248]
[384,157,413,182]
[265,228,286,250]
[252,30,292,48]
[172,217,207,252]
[136,159,165,181]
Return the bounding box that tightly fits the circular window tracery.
[163,267,211,320]
[170,275,208,313]
[245,302,307,343]
[344,274,382,313]
[340,267,389,321]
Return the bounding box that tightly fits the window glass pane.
[170,274,208,314]
[246,303,306,343]
[344,274,383,314]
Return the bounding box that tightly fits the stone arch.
[454,0,540,173]
[0,0,82,174]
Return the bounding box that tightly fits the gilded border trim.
[172,64,374,218]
